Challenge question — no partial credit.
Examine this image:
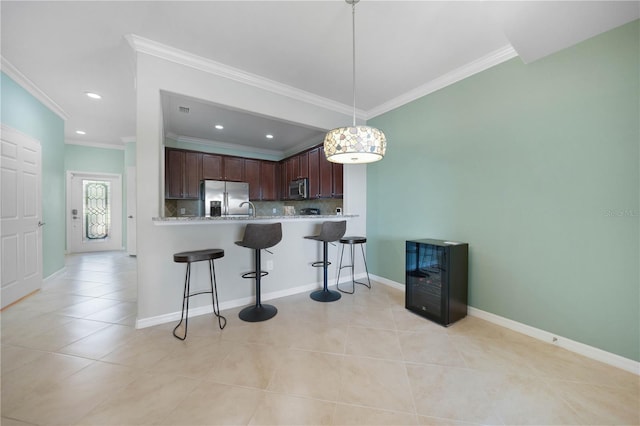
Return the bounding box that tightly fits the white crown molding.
[125,34,366,120]
[1,56,69,121]
[366,45,519,119]
[166,132,284,158]
[66,138,125,151]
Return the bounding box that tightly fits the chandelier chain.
[351,1,357,127]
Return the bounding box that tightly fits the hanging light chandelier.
[323,0,387,164]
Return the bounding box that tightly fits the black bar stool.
[337,236,371,294]
[172,248,227,340]
[235,223,282,322]
[304,220,346,302]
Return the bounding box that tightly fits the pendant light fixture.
[323,0,387,164]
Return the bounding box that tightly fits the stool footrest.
[311,260,331,268]
[186,289,214,298]
[241,270,269,279]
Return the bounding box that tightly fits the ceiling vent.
[178,106,190,114]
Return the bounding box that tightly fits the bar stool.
[235,223,282,322]
[337,236,372,294]
[304,220,346,302]
[172,249,227,340]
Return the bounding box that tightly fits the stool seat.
[340,236,367,245]
[172,248,227,340]
[174,248,224,263]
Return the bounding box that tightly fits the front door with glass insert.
[67,172,122,253]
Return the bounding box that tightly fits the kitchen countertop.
[152,214,356,225]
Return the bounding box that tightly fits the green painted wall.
[1,72,66,278]
[64,144,125,174]
[367,20,639,361]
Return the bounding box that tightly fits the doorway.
[66,172,122,253]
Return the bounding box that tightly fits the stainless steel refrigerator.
[199,180,250,217]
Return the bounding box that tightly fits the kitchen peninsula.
[139,213,360,328]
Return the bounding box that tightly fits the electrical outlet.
[180,208,186,215]
[266,260,274,271]
[272,208,277,214]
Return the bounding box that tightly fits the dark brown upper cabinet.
[202,153,223,180]
[223,156,245,182]
[165,148,201,199]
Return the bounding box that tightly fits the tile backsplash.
[164,198,342,217]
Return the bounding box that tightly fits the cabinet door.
[279,157,296,200]
[279,160,289,200]
[245,159,261,200]
[307,147,320,198]
[332,163,343,197]
[202,154,223,180]
[318,149,333,198]
[261,161,278,201]
[286,156,298,182]
[165,149,185,198]
[297,151,309,179]
[184,152,202,199]
[223,156,245,181]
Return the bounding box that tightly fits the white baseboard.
[369,274,405,290]
[135,276,353,329]
[44,266,66,283]
[373,276,639,376]
[467,307,639,375]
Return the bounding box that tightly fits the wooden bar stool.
[336,236,371,294]
[304,220,346,302]
[172,248,227,340]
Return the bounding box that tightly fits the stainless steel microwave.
[289,178,308,200]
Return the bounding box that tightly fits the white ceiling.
[1,1,638,156]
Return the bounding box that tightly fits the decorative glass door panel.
[84,180,111,240]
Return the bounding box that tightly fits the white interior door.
[1,125,43,309]
[126,166,136,256]
[67,172,122,253]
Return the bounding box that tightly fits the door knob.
[38,221,46,227]
[128,215,134,219]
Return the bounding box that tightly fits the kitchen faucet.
[240,201,256,217]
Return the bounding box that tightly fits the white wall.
[134,53,367,324]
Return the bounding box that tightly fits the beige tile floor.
[1,251,638,425]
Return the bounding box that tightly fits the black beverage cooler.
[405,239,468,326]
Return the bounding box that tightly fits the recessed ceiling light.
[265,134,274,139]
[85,92,102,99]
[215,124,224,130]
[76,130,86,135]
